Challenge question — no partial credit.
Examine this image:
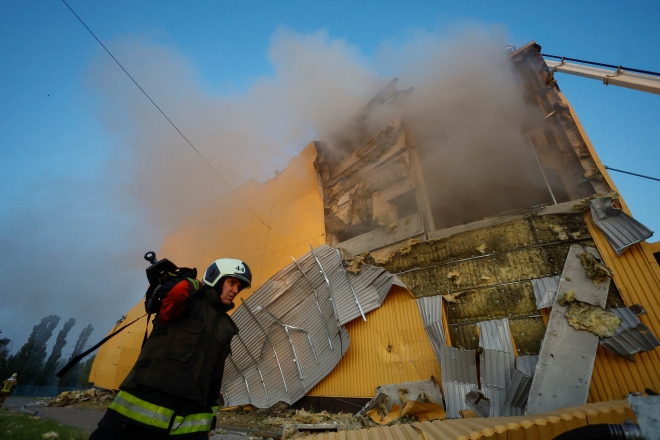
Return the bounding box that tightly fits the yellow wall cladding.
[308,285,441,398]
[307,399,634,440]
[90,143,326,389]
[556,90,660,401]
[587,213,660,401]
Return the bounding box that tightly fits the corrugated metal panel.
[440,345,478,418]
[515,355,538,376]
[531,276,560,309]
[417,296,446,361]
[590,198,653,255]
[91,143,327,390]
[600,307,660,360]
[222,245,402,407]
[502,368,533,417]
[557,92,660,402]
[307,399,635,440]
[475,319,515,417]
[308,285,441,398]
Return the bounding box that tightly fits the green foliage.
[9,315,61,385]
[77,355,95,388]
[0,408,89,440]
[35,318,76,386]
[0,330,11,381]
[58,324,94,388]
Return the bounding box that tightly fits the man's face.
[219,276,242,305]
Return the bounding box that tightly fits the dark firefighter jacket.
[120,284,238,408]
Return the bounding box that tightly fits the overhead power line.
[60,0,270,228]
[542,54,660,77]
[604,166,660,183]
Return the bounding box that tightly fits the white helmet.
[203,258,252,290]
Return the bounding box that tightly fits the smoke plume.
[0,24,546,354]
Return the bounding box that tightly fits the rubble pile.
[49,388,115,407]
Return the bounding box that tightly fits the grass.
[0,408,89,440]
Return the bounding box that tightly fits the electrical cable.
[60,0,270,228]
[604,166,660,182]
[542,53,660,77]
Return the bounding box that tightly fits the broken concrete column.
[526,245,611,414]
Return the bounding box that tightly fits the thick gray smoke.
[1,25,543,356]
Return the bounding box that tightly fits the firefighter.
[0,373,18,407]
[90,258,251,440]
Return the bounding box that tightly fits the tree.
[35,318,76,386]
[77,355,96,387]
[0,329,11,380]
[8,315,60,385]
[58,324,93,387]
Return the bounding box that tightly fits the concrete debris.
[459,409,479,418]
[50,388,115,407]
[359,379,445,424]
[565,301,621,338]
[366,401,446,425]
[571,192,619,212]
[464,387,490,418]
[527,245,611,414]
[339,238,419,274]
[579,251,614,286]
[370,238,419,265]
[268,409,367,437]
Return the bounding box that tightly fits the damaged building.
[90,42,660,434]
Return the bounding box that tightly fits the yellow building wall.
[557,91,660,401]
[90,143,326,389]
[308,285,442,398]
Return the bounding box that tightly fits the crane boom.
[545,58,660,95]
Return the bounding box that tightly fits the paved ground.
[3,397,259,439]
[3,397,105,432]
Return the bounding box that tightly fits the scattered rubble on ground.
[49,388,115,408]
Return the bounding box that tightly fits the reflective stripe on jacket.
[170,406,218,435]
[109,391,174,430]
[109,391,217,435]
[1,379,17,393]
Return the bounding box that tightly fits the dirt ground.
[8,391,411,440]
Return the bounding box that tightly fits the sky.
[1,0,659,358]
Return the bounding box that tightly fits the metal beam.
[545,59,660,95]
